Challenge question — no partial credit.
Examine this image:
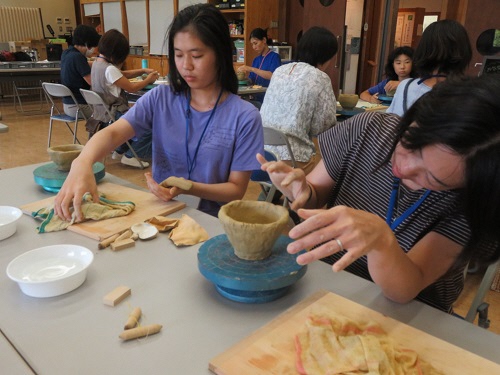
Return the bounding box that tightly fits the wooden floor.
[0,96,498,334]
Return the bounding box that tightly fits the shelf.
[220,9,245,14]
[230,34,244,39]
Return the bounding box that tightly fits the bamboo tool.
[124,307,142,330]
[119,324,162,341]
[98,233,120,249]
[103,286,131,307]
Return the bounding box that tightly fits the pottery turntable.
[34,144,104,193]
[33,162,105,192]
[198,200,307,303]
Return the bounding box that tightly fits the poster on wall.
[402,14,414,46]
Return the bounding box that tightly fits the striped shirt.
[318,111,469,313]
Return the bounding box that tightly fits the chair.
[251,127,297,205]
[263,127,296,168]
[13,80,48,115]
[251,149,280,203]
[464,259,500,329]
[79,89,147,169]
[42,82,87,147]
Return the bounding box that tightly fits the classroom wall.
[399,0,443,13]
[0,0,77,38]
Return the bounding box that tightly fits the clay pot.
[338,93,359,109]
[386,88,397,97]
[236,71,246,81]
[218,200,289,260]
[47,144,84,171]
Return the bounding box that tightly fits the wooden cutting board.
[20,182,186,241]
[209,290,500,374]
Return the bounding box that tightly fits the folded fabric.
[169,214,209,246]
[32,193,135,233]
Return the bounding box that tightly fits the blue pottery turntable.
[198,234,307,303]
[33,162,105,192]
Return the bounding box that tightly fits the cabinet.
[207,0,279,67]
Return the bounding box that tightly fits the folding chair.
[251,149,280,203]
[42,82,87,147]
[464,259,500,329]
[79,89,147,170]
[251,127,297,205]
[13,80,48,115]
[263,127,296,168]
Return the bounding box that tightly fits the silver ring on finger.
[335,238,344,252]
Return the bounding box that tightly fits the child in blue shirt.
[360,46,416,104]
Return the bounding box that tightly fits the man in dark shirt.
[60,24,100,118]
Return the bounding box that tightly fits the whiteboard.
[179,0,203,11]
[83,3,100,16]
[126,0,148,46]
[149,0,174,55]
[103,2,122,33]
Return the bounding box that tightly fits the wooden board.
[209,290,500,374]
[20,182,186,241]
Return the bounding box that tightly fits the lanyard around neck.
[255,49,271,85]
[185,89,223,179]
[97,55,110,63]
[385,177,431,231]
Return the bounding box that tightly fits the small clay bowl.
[236,71,246,81]
[47,144,84,171]
[218,200,289,260]
[386,88,397,97]
[338,93,359,109]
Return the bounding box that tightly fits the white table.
[1,164,499,374]
[237,85,267,96]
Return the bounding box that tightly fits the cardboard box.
[8,41,31,53]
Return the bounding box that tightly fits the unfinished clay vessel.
[47,144,84,171]
[236,71,246,81]
[338,93,359,109]
[218,200,289,260]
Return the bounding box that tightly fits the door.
[302,0,347,95]
[356,0,385,95]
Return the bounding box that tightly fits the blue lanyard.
[385,177,431,231]
[185,89,223,179]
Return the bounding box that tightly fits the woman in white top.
[260,26,338,174]
[91,29,159,167]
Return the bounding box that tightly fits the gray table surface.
[0,330,34,375]
[1,164,499,374]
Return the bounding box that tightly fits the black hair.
[97,29,129,66]
[384,46,416,80]
[249,28,272,45]
[167,3,237,95]
[412,19,472,77]
[392,75,500,265]
[296,26,338,67]
[72,24,100,48]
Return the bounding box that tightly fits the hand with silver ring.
[335,238,344,252]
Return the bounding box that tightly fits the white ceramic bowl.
[6,244,94,298]
[0,206,23,241]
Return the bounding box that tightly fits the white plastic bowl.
[6,244,94,298]
[0,206,23,241]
